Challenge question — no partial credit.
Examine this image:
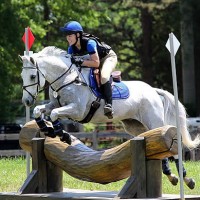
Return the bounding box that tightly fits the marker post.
[25,28,31,177]
[22,27,35,177]
[166,33,184,200]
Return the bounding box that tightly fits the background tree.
[180,0,196,116]
[0,0,24,122]
[91,0,181,90]
[0,0,100,122]
[1,0,200,122]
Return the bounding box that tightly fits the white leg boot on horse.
[102,81,113,119]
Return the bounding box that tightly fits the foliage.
[0,0,199,121]
[83,122,96,132]
[0,0,99,122]
[0,0,24,122]
[90,1,143,80]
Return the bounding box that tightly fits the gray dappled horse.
[20,46,199,188]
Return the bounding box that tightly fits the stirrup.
[104,104,113,119]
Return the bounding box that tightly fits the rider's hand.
[71,57,84,65]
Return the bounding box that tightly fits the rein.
[49,65,92,107]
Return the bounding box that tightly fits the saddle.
[79,69,129,124]
[89,69,130,100]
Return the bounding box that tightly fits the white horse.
[20,46,198,187]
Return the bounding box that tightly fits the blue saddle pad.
[89,69,129,100]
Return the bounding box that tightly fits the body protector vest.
[71,33,112,59]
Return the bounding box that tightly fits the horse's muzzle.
[22,97,34,107]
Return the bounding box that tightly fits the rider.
[60,21,118,119]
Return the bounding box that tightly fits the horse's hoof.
[60,131,72,145]
[184,177,195,189]
[167,174,178,186]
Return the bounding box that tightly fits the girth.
[78,97,101,124]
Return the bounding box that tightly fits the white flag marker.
[166,33,184,200]
[166,33,180,56]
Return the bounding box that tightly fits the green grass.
[0,157,200,195]
[0,157,27,192]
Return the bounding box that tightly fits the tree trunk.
[180,0,196,115]
[140,8,153,85]
[42,0,50,100]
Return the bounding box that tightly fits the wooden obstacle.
[16,120,179,199]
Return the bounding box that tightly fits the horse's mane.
[35,46,68,58]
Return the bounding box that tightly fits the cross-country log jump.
[19,120,178,184]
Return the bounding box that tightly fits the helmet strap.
[74,32,81,46]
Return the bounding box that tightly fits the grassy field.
[0,157,200,195]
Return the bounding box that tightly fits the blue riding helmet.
[60,21,83,35]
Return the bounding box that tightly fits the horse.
[19,46,199,188]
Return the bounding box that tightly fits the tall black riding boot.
[102,81,113,119]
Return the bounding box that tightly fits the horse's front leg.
[49,103,81,145]
[33,103,56,138]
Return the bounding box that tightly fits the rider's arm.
[81,39,100,68]
[82,52,99,68]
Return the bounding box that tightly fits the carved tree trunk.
[19,120,178,184]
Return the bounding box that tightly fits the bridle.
[22,59,76,102]
[22,63,42,101]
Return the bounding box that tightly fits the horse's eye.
[30,75,36,80]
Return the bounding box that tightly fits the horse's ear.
[18,55,23,63]
[30,57,35,65]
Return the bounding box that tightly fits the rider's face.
[66,34,76,45]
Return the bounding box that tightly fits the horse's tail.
[155,88,200,150]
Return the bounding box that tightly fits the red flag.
[22,27,35,50]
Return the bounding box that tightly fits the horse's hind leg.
[122,118,179,186]
[174,158,195,189]
[121,119,180,186]
[137,103,180,185]
[162,158,178,186]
